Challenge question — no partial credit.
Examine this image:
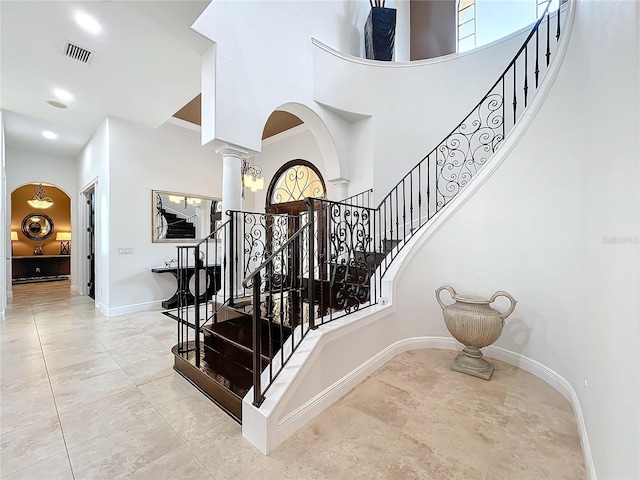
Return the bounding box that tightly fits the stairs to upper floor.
[168,0,570,434]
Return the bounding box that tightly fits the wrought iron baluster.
[410,170,414,233]
[402,178,406,242]
[535,29,540,89]
[524,45,529,107]
[394,187,399,258]
[418,162,423,227]
[556,4,561,41]
[546,13,551,65]
[512,62,517,123]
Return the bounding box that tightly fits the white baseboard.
[71,284,80,293]
[278,337,594,480]
[102,300,163,317]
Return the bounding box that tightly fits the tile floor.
[1,284,586,479]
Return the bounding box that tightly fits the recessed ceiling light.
[42,130,58,140]
[48,100,68,109]
[52,88,73,102]
[74,11,101,35]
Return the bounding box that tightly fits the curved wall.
[245,2,638,479]
[388,1,639,478]
[313,25,535,201]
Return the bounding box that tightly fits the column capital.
[328,177,350,188]
[215,144,248,159]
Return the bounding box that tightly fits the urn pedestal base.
[451,347,494,380]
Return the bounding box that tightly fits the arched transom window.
[268,160,326,205]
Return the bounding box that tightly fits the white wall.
[390,2,638,478]
[6,145,79,291]
[78,118,110,312]
[194,0,534,204]
[313,26,533,203]
[193,0,402,181]
[241,2,638,477]
[0,112,6,315]
[106,118,223,314]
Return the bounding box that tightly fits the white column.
[329,178,350,201]
[216,145,247,222]
[216,145,247,300]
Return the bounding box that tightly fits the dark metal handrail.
[371,0,564,282]
[176,0,568,409]
[340,188,373,208]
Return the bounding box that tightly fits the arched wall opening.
[270,102,342,183]
[247,103,344,214]
[10,182,72,286]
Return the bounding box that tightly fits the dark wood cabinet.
[12,256,70,283]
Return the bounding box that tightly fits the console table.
[12,255,71,284]
[152,264,221,309]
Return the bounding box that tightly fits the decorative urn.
[436,285,516,380]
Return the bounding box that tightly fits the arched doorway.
[265,159,326,216]
[10,183,72,289]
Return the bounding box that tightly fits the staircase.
[170,0,567,424]
[161,209,196,239]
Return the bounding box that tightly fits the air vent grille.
[64,41,94,64]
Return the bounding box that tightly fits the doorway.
[83,186,96,299]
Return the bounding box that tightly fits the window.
[457,0,560,53]
[267,160,326,205]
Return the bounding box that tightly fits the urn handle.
[435,285,457,310]
[488,291,517,320]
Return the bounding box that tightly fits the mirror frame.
[21,213,55,241]
[152,190,222,243]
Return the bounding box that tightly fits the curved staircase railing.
[173,0,570,413]
[373,0,566,278]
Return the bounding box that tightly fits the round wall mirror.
[21,213,54,241]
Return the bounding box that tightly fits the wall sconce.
[10,231,18,255]
[241,158,264,198]
[27,183,55,209]
[56,232,71,255]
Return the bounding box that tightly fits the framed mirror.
[152,190,222,243]
[21,213,54,241]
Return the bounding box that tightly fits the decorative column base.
[451,346,494,381]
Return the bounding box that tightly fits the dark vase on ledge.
[364,6,397,61]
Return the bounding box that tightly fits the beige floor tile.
[272,404,401,479]
[1,288,586,480]
[371,356,443,397]
[125,444,213,480]
[154,390,229,442]
[47,351,122,382]
[368,432,488,480]
[0,354,47,385]
[50,367,136,413]
[119,352,175,387]
[243,456,328,480]
[0,416,66,477]
[341,376,423,430]
[137,371,196,409]
[2,452,73,480]
[67,411,183,480]
[187,415,266,480]
[0,387,58,435]
[401,400,495,475]
[58,387,156,448]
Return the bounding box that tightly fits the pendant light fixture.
[27,184,54,209]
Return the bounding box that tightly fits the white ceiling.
[0,1,211,158]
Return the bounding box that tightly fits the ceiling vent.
[63,41,94,64]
